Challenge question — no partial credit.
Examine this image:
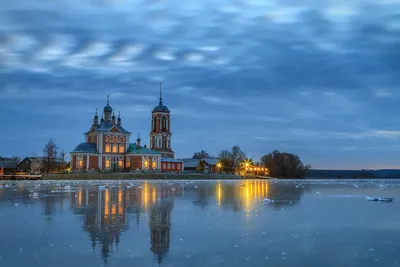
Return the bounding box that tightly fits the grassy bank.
[42,172,243,180]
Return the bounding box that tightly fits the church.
[70,83,183,172]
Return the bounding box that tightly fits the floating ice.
[263,198,274,203]
[365,197,395,202]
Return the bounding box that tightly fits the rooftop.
[72,142,99,154]
[161,157,183,163]
[127,143,162,155]
[85,121,131,134]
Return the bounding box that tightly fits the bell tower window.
[162,116,167,131]
[112,144,117,153]
[119,145,125,153]
[105,144,111,153]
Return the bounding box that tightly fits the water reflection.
[0,180,307,265]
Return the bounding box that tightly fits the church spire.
[94,108,99,125]
[112,109,116,124]
[107,94,110,105]
[136,132,141,149]
[159,81,163,106]
[117,111,121,126]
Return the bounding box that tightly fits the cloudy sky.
[1,0,400,169]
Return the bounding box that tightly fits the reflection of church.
[72,187,129,264]
[149,199,174,265]
[70,184,182,265]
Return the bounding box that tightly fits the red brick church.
[70,83,183,172]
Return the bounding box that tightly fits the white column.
[99,155,102,170]
[97,133,103,153]
[86,155,89,170]
[158,157,161,170]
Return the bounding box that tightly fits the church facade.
[70,84,183,172]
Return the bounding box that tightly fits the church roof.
[72,142,99,154]
[127,143,161,155]
[160,157,183,163]
[85,121,131,134]
[152,105,170,113]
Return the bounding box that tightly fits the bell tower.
[149,82,174,158]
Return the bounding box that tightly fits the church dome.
[152,104,170,113]
[104,95,112,113]
[104,104,112,113]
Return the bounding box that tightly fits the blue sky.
[1,0,400,169]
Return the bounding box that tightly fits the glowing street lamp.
[216,162,222,173]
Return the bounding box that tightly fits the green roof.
[127,143,161,155]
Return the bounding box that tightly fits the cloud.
[2,0,400,168]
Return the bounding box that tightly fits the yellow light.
[111,204,116,215]
[104,189,109,215]
[77,188,82,208]
[245,162,249,167]
[143,182,148,209]
[217,163,221,168]
[217,181,222,204]
[118,188,122,203]
[152,187,156,203]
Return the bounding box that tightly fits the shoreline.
[40,173,245,180]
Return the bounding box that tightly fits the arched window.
[162,136,167,148]
[118,159,123,168]
[126,157,131,168]
[112,144,117,153]
[162,116,167,130]
[144,157,149,169]
[152,157,157,169]
[105,144,111,153]
[119,145,124,153]
[105,157,111,169]
[78,155,83,169]
[152,116,156,131]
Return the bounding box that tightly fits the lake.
[0,179,399,267]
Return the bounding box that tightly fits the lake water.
[0,179,399,267]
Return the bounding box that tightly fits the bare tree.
[42,138,59,173]
[192,150,210,159]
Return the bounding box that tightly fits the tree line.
[192,146,311,179]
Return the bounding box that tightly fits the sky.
[1,0,400,169]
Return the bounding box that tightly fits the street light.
[217,162,222,173]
